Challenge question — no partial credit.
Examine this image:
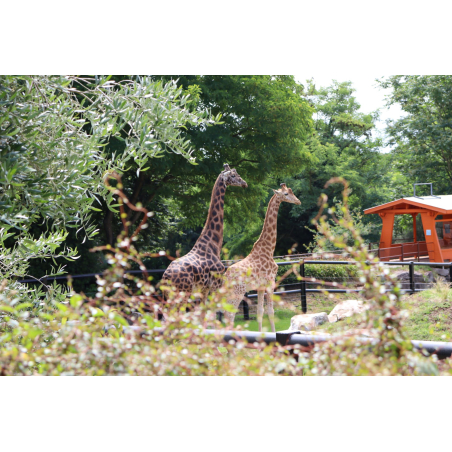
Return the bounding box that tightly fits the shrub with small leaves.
[1,176,450,376]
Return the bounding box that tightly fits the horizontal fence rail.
[17,268,166,284]
[146,327,452,360]
[17,259,452,316]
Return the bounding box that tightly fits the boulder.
[433,267,451,281]
[289,312,329,331]
[328,299,368,323]
[392,270,425,289]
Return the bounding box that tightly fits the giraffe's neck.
[193,174,226,257]
[249,195,282,258]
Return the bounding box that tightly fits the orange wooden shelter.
[364,193,452,262]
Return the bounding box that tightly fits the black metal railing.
[270,260,452,314]
[17,259,452,316]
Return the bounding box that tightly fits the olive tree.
[0,75,219,291]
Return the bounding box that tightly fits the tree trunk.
[103,209,115,246]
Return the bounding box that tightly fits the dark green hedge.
[276,260,359,284]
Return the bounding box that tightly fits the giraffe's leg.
[224,295,244,329]
[196,289,210,325]
[257,290,265,332]
[266,287,276,333]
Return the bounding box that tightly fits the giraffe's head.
[221,164,248,188]
[273,183,301,205]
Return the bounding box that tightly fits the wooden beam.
[379,213,395,250]
[364,198,450,215]
[379,209,430,214]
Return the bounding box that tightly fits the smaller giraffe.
[224,184,301,332]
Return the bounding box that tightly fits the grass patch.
[233,294,353,332]
[232,285,452,343]
[317,315,364,334]
[234,308,294,332]
[402,280,452,341]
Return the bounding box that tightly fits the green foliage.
[403,282,452,342]
[380,75,452,193]
[0,175,449,376]
[0,75,218,283]
[306,199,376,252]
[275,260,358,284]
[234,308,296,332]
[228,80,390,257]
[154,75,314,256]
[305,263,359,281]
[299,178,444,375]
[24,75,316,273]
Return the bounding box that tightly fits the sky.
[294,74,406,148]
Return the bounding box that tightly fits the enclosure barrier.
[259,260,452,314]
[18,259,452,315]
[146,327,452,360]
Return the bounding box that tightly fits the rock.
[433,268,451,281]
[289,312,329,331]
[328,299,368,323]
[392,270,426,289]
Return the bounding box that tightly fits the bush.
[0,176,450,376]
[276,260,358,285]
[0,75,219,288]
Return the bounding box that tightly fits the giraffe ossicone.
[161,164,247,304]
[224,183,301,332]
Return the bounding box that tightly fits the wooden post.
[420,212,443,262]
[378,212,395,261]
[412,213,417,243]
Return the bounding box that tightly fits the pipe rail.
[146,327,452,360]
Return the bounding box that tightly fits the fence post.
[409,261,415,293]
[401,244,404,262]
[449,263,452,287]
[300,260,307,313]
[42,276,48,293]
[417,242,420,262]
[241,300,250,320]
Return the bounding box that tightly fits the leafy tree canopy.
[226,80,390,257]
[0,75,217,286]
[379,75,452,195]
[96,75,314,258]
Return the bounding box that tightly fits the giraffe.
[223,183,301,332]
[161,164,247,304]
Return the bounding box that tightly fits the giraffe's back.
[162,250,225,293]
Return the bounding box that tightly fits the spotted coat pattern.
[224,184,301,332]
[162,166,247,301]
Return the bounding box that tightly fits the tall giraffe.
[161,164,247,302]
[224,184,301,332]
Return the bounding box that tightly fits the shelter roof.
[364,195,452,215]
